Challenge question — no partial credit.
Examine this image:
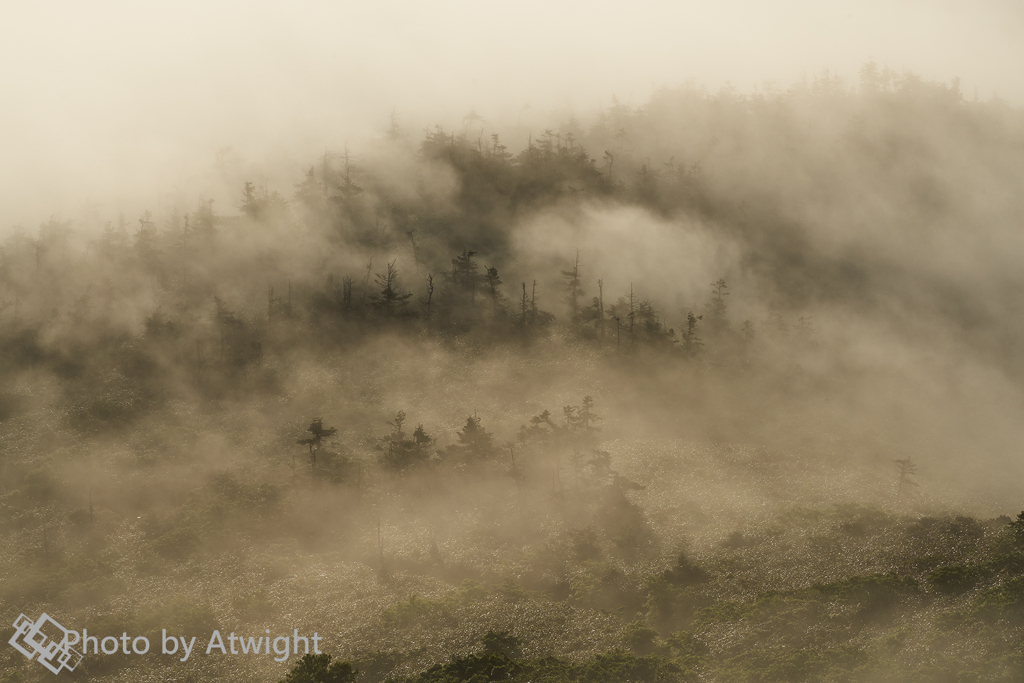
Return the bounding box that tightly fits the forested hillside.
[3,67,1024,682]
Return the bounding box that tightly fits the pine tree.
[564,396,601,433]
[297,418,338,472]
[484,266,504,315]
[680,311,703,357]
[241,181,262,219]
[704,279,729,335]
[451,250,482,303]
[294,167,326,221]
[371,261,413,315]
[445,415,496,464]
[895,457,918,497]
[380,411,434,472]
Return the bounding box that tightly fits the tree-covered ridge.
[4,66,1021,368]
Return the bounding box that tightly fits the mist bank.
[6,0,1024,234]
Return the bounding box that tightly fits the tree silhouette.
[379,411,434,472]
[294,167,326,222]
[451,250,482,303]
[680,311,703,356]
[371,261,412,315]
[594,279,606,338]
[445,415,497,464]
[704,279,729,335]
[297,418,337,473]
[561,250,584,325]
[894,457,918,497]
[484,266,504,315]
[241,181,261,219]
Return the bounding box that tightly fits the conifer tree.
[680,311,703,357]
[705,279,729,334]
[895,457,918,497]
[445,415,497,463]
[297,418,338,472]
[380,411,434,471]
[485,266,504,315]
[371,261,413,315]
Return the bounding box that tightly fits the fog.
[3,2,1024,683]
[3,0,1023,227]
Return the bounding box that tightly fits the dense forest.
[3,65,1024,682]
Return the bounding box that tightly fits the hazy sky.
[1,0,1021,229]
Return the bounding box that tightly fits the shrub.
[622,620,660,654]
[280,654,356,683]
[928,565,987,594]
[480,630,523,658]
